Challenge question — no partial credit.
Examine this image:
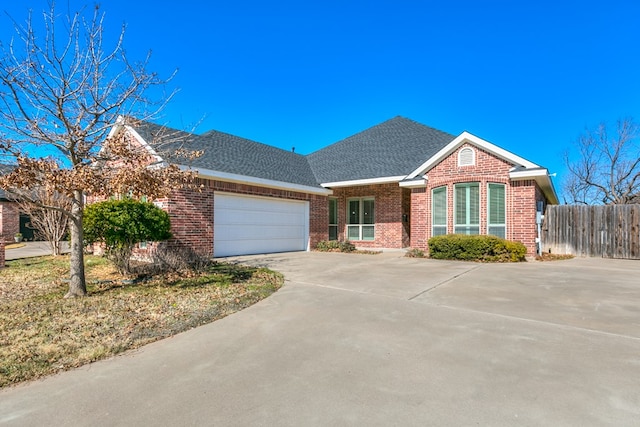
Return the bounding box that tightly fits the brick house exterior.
[152,180,328,258]
[114,116,557,258]
[0,200,20,243]
[406,143,549,253]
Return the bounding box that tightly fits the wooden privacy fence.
[542,205,640,259]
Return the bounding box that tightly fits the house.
[112,116,558,257]
[0,165,20,243]
[0,189,20,243]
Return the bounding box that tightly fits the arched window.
[458,147,475,166]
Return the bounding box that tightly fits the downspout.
[535,201,544,255]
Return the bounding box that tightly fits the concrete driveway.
[1,252,639,426]
[5,241,70,260]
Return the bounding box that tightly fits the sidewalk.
[5,241,70,261]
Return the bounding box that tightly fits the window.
[488,183,506,238]
[347,198,374,241]
[432,186,447,236]
[454,183,479,234]
[329,198,338,241]
[458,147,475,166]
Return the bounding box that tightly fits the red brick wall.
[0,202,20,243]
[412,143,543,255]
[509,180,539,254]
[0,240,5,268]
[410,188,428,249]
[331,183,407,248]
[163,178,329,257]
[309,194,329,249]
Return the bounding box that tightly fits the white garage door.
[214,193,309,257]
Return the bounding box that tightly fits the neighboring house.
[0,189,20,243]
[0,165,20,243]
[111,116,558,257]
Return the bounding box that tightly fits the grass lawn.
[0,255,283,389]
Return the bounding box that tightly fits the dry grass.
[5,243,26,250]
[0,255,283,388]
[535,253,575,261]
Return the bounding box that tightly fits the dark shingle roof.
[307,116,455,183]
[132,121,320,188]
[129,116,457,188]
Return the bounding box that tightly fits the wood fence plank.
[543,204,640,259]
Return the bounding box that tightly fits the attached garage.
[213,193,309,257]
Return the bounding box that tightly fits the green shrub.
[428,234,527,262]
[315,240,356,253]
[84,199,172,273]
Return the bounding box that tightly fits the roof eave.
[181,166,333,196]
[103,117,164,163]
[407,131,540,178]
[321,176,406,188]
[509,169,559,205]
[399,177,427,188]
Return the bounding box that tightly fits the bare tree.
[563,118,640,205]
[16,189,71,256]
[0,3,195,297]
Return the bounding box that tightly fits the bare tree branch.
[563,118,640,205]
[16,188,71,256]
[0,2,190,297]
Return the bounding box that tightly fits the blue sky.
[2,1,639,199]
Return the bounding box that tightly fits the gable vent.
[458,147,475,166]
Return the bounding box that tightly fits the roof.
[307,116,456,183]
[130,121,320,188]
[122,116,557,203]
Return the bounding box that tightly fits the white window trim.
[454,182,480,234]
[432,186,447,236]
[346,197,375,241]
[329,198,338,241]
[458,147,475,167]
[487,183,507,238]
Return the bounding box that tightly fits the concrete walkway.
[1,252,639,426]
[5,241,70,260]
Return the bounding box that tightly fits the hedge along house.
[110,116,558,257]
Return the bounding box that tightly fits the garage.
[213,193,309,257]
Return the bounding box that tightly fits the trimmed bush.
[84,199,172,273]
[315,240,356,253]
[428,234,527,262]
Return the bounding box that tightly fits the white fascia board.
[101,116,163,164]
[320,176,406,188]
[509,168,548,180]
[105,115,125,140]
[399,177,427,188]
[407,131,540,179]
[510,168,559,205]
[100,116,125,156]
[180,166,333,196]
[123,125,164,163]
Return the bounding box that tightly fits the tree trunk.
[65,191,87,298]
